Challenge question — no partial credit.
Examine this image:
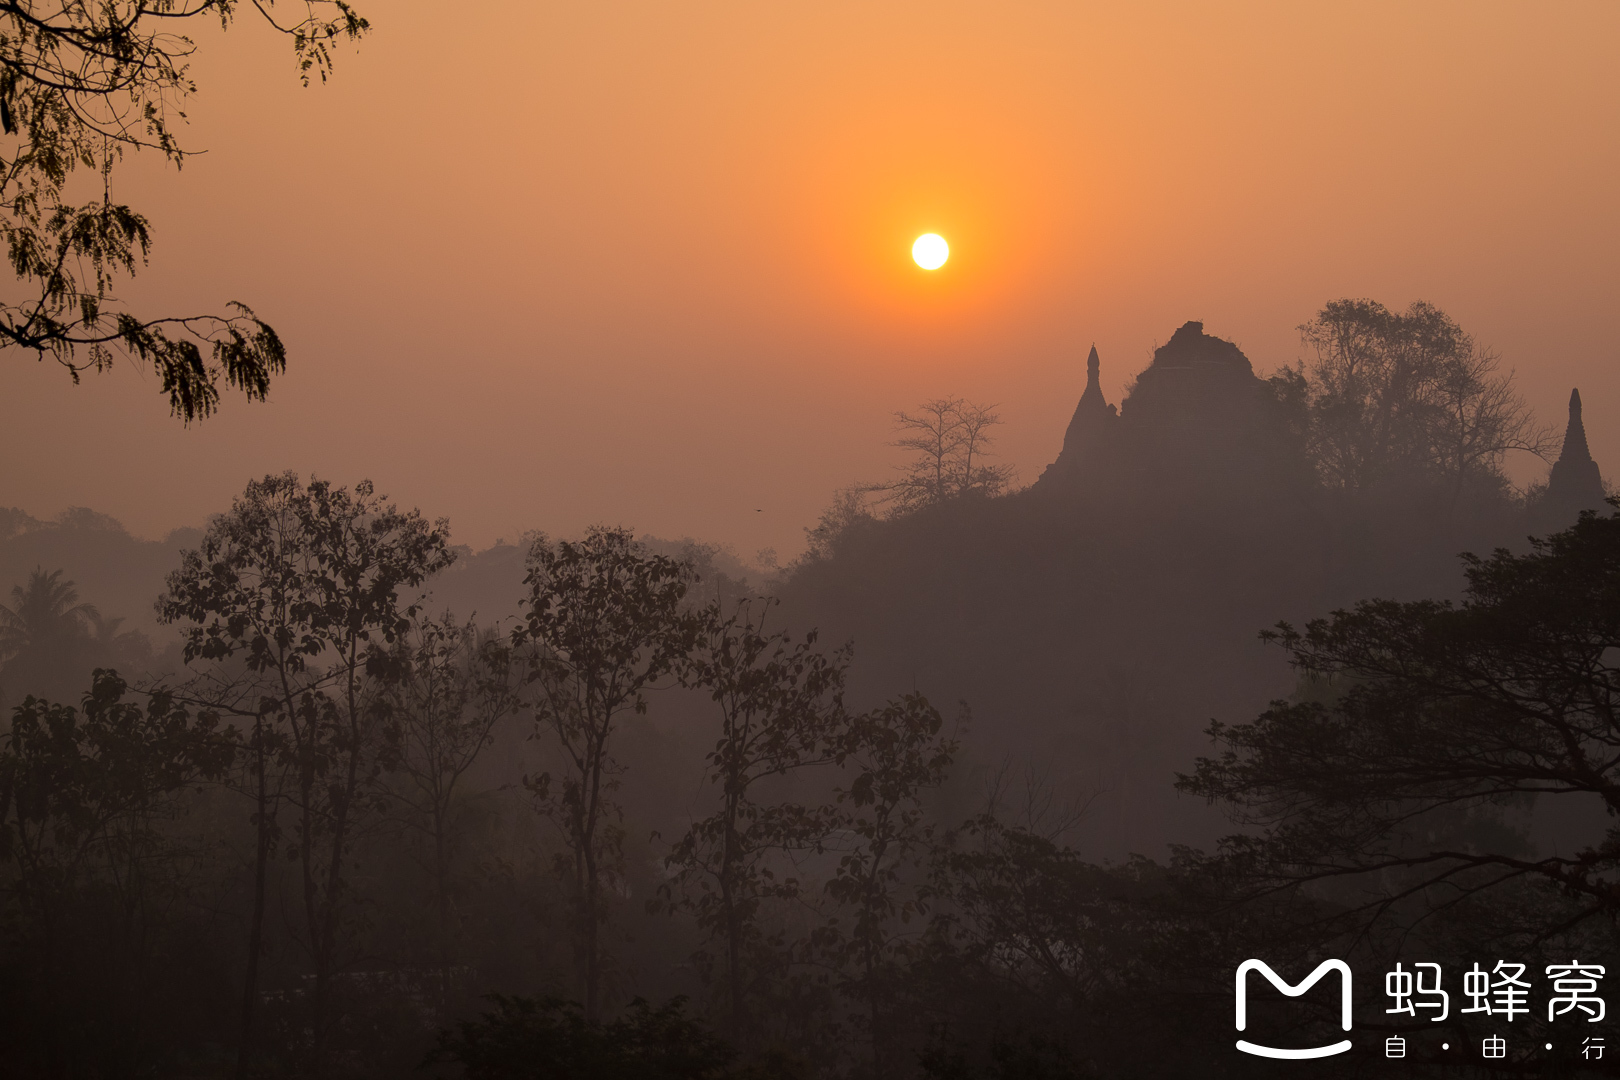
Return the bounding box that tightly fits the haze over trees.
[156,472,456,1075]
[0,566,142,704]
[515,527,698,1022]
[1,299,1615,1078]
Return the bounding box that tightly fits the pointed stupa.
[1545,388,1605,514]
[1058,344,1117,457]
[1033,343,1118,489]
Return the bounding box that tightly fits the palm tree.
[0,568,136,707]
[0,567,101,661]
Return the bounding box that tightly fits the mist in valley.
[8,300,1620,1078]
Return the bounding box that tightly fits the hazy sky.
[3,1,1617,560]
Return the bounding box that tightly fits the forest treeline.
[3,475,1124,1079]
[9,490,1620,1079]
[7,299,1620,1079]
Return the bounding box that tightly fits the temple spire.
[1077,344,1106,412]
[1059,343,1116,458]
[1561,389,1593,464]
[1544,387,1605,519]
[1032,342,1119,488]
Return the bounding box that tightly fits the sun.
[911,233,949,270]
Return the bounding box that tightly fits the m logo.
[1235,959,1353,1059]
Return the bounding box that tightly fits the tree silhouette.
[0,566,98,654]
[157,471,453,1074]
[1180,504,1620,938]
[821,694,955,1076]
[0,670,236,1075]
[0,566,142,705]
[516,526,698,1020]
[376,612,518,967]
[884,399,1015,513]
[664,596,850,1043]
[0,1,367,420]
[1290,299,1550,498]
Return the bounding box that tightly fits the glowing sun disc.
[912,233,949,270]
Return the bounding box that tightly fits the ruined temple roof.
[1140,320,1255,374]
[1120,321,1263,426]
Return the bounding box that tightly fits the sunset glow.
[1,2,1616,560]
[6,4,1620,1066]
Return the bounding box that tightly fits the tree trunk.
[434,805,451,969]
[722,785,744,1043]
[234,721,271,1080]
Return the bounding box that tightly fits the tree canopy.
[1180,503,1620,936]
[1290,299,1550,498]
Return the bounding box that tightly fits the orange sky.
[3,1,1618,560]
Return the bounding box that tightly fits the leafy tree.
[156,471,454,1070]
[884,398,1016,513]
[664,596,850,1042]
[929,818,1159,1016]
[429,995,765,1080]
[375,611,517,966]
[1291,299,1549,499]
[801,486,877,564]
[516,526,698,1019]
[0,669,236,1076]
[820,694,956,1076]
[1179,504,1620,938]
[0,1,368,420]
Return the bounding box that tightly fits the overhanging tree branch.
[0,1,367,420]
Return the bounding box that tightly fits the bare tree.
[884,397,1016,513]
[952,401,1017,497]
[1429,343,1548,500]
[891,398,962,508]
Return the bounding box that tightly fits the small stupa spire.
[1561,389,1593,463]
[1545,387,1605,517]
[1052,342,1118,464]
[1081,344,1103,403]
